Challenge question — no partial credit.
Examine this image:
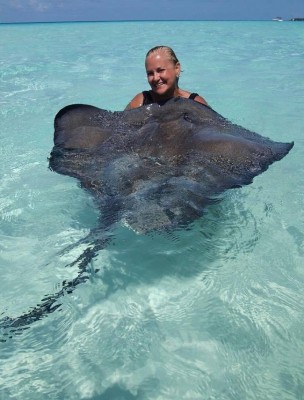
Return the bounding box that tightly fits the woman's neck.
[151,87,180,102]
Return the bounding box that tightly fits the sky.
[0,0,304,23]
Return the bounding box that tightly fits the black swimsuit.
[142,91,199,105]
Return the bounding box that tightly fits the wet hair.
[145,46,179,65]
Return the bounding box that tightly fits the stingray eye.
[183,113,192,123]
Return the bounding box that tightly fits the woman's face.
[145,50,180,98]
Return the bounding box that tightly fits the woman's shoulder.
[125,92,145,110]
[179,89,208,106]
[190,93,208,106]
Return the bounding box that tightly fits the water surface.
[0,21,304,399]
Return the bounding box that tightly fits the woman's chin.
[152,87,170,98]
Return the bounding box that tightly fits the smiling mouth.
[154,82,165,88]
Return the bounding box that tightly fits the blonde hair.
[146,46,179,65]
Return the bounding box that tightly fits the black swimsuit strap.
[142,91,154,105]
[189,93,199,100]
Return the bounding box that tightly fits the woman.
[125,46,208,110]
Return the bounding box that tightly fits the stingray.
[0,98,293,336]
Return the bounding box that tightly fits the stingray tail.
[0,229,112,341]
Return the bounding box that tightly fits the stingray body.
[50,98,293,233]
[1,98,293,335]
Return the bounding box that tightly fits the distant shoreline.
[1,19,304,25]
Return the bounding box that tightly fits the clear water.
[0,21,304,399]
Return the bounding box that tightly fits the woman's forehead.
[145,51,174,68]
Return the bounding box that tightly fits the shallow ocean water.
[0,21,304,399]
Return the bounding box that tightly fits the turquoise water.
[0,21,304,399]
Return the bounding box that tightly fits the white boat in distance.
[272,17,283,21]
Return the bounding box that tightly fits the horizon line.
[0,18,300,25]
